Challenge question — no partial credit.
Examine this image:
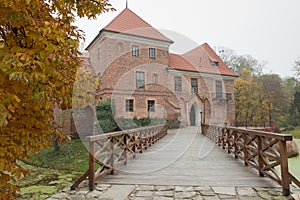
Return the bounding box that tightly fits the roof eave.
[168,67,238,78]
[86,29,174,51]
[103,29,174,44]
[85,29,106,51]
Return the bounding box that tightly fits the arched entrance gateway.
[190,102,201,126]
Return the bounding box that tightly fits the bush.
[98,119,118,133]
[95,98,176,133]
[96,99,118,133]
[115,117,166,131]
[166,120,181,129]
[132,116,149,127]
[115,118,139,130]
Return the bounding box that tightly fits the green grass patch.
[28,139,89,172]
[284,126,300,139]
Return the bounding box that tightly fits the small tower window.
[132,45,139,57]
[149,48,155,59]
[97,48,100,60]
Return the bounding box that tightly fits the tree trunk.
[52,134,60,153]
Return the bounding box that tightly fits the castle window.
[174,76,182,92]
[210,58,219,67]
[148,100,155,112]
[136,71,145,89]
[216,80,223,99]
[191,78,198,93]
[97,48,100,60]
[132,45,139,57]
[125,99,134,112]
[149,48,155,59]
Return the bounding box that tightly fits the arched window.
[97,48,100,60]
[152,73,158,84]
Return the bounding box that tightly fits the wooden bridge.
[71,124,300,196]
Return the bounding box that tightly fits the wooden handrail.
[85,125,163,142]
[71,124,168,191]
[201,123,299,196]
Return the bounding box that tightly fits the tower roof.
[103,8,173,43]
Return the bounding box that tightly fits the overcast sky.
[75,0,300,78]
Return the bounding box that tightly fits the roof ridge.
[103,8,153,30]
[102,8,173,43]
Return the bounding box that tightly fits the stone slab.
[100,185,135,199]
[212,187,236,196]
[236,187,256,196]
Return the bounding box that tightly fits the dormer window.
[211,60,219,67]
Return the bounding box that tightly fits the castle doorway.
[190,102,201,126]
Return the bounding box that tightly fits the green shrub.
[98,119,118,133]
[115,118,139,130]
[133,117,151,127]
[166,119,181,129]
[96,99,118,133]
[95,98,175,133]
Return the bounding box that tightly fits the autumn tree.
[0,0,113,199]
[283,77,300,126]
[295,60,300,78]
[234,69,266,123]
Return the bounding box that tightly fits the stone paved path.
[47,182,300,200]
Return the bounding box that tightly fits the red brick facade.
[83,8,237,128]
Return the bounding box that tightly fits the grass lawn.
[284,126,300,139]
[27,139,89,172]
[17,139,90,199]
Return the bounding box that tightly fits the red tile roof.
[103,8,173,43]
[170,43,237,77]
[169,54,197,72]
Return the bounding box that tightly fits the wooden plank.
[97,127,279,187]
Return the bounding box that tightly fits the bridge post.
[89,141,95,191]
[279,140,290,196]
[233,131,238,159]
[243,133,249,166]
[110,137,114,175]
[133,134,136,158]
[257,136,264,177]
[221,128,225,149]
[124,133,128,165]
[227,129,230,153]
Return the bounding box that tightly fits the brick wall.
[87,33,236,126]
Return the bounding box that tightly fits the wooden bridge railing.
[71,124,168,191]
[202,124,300,196]
[234,120,271,129]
